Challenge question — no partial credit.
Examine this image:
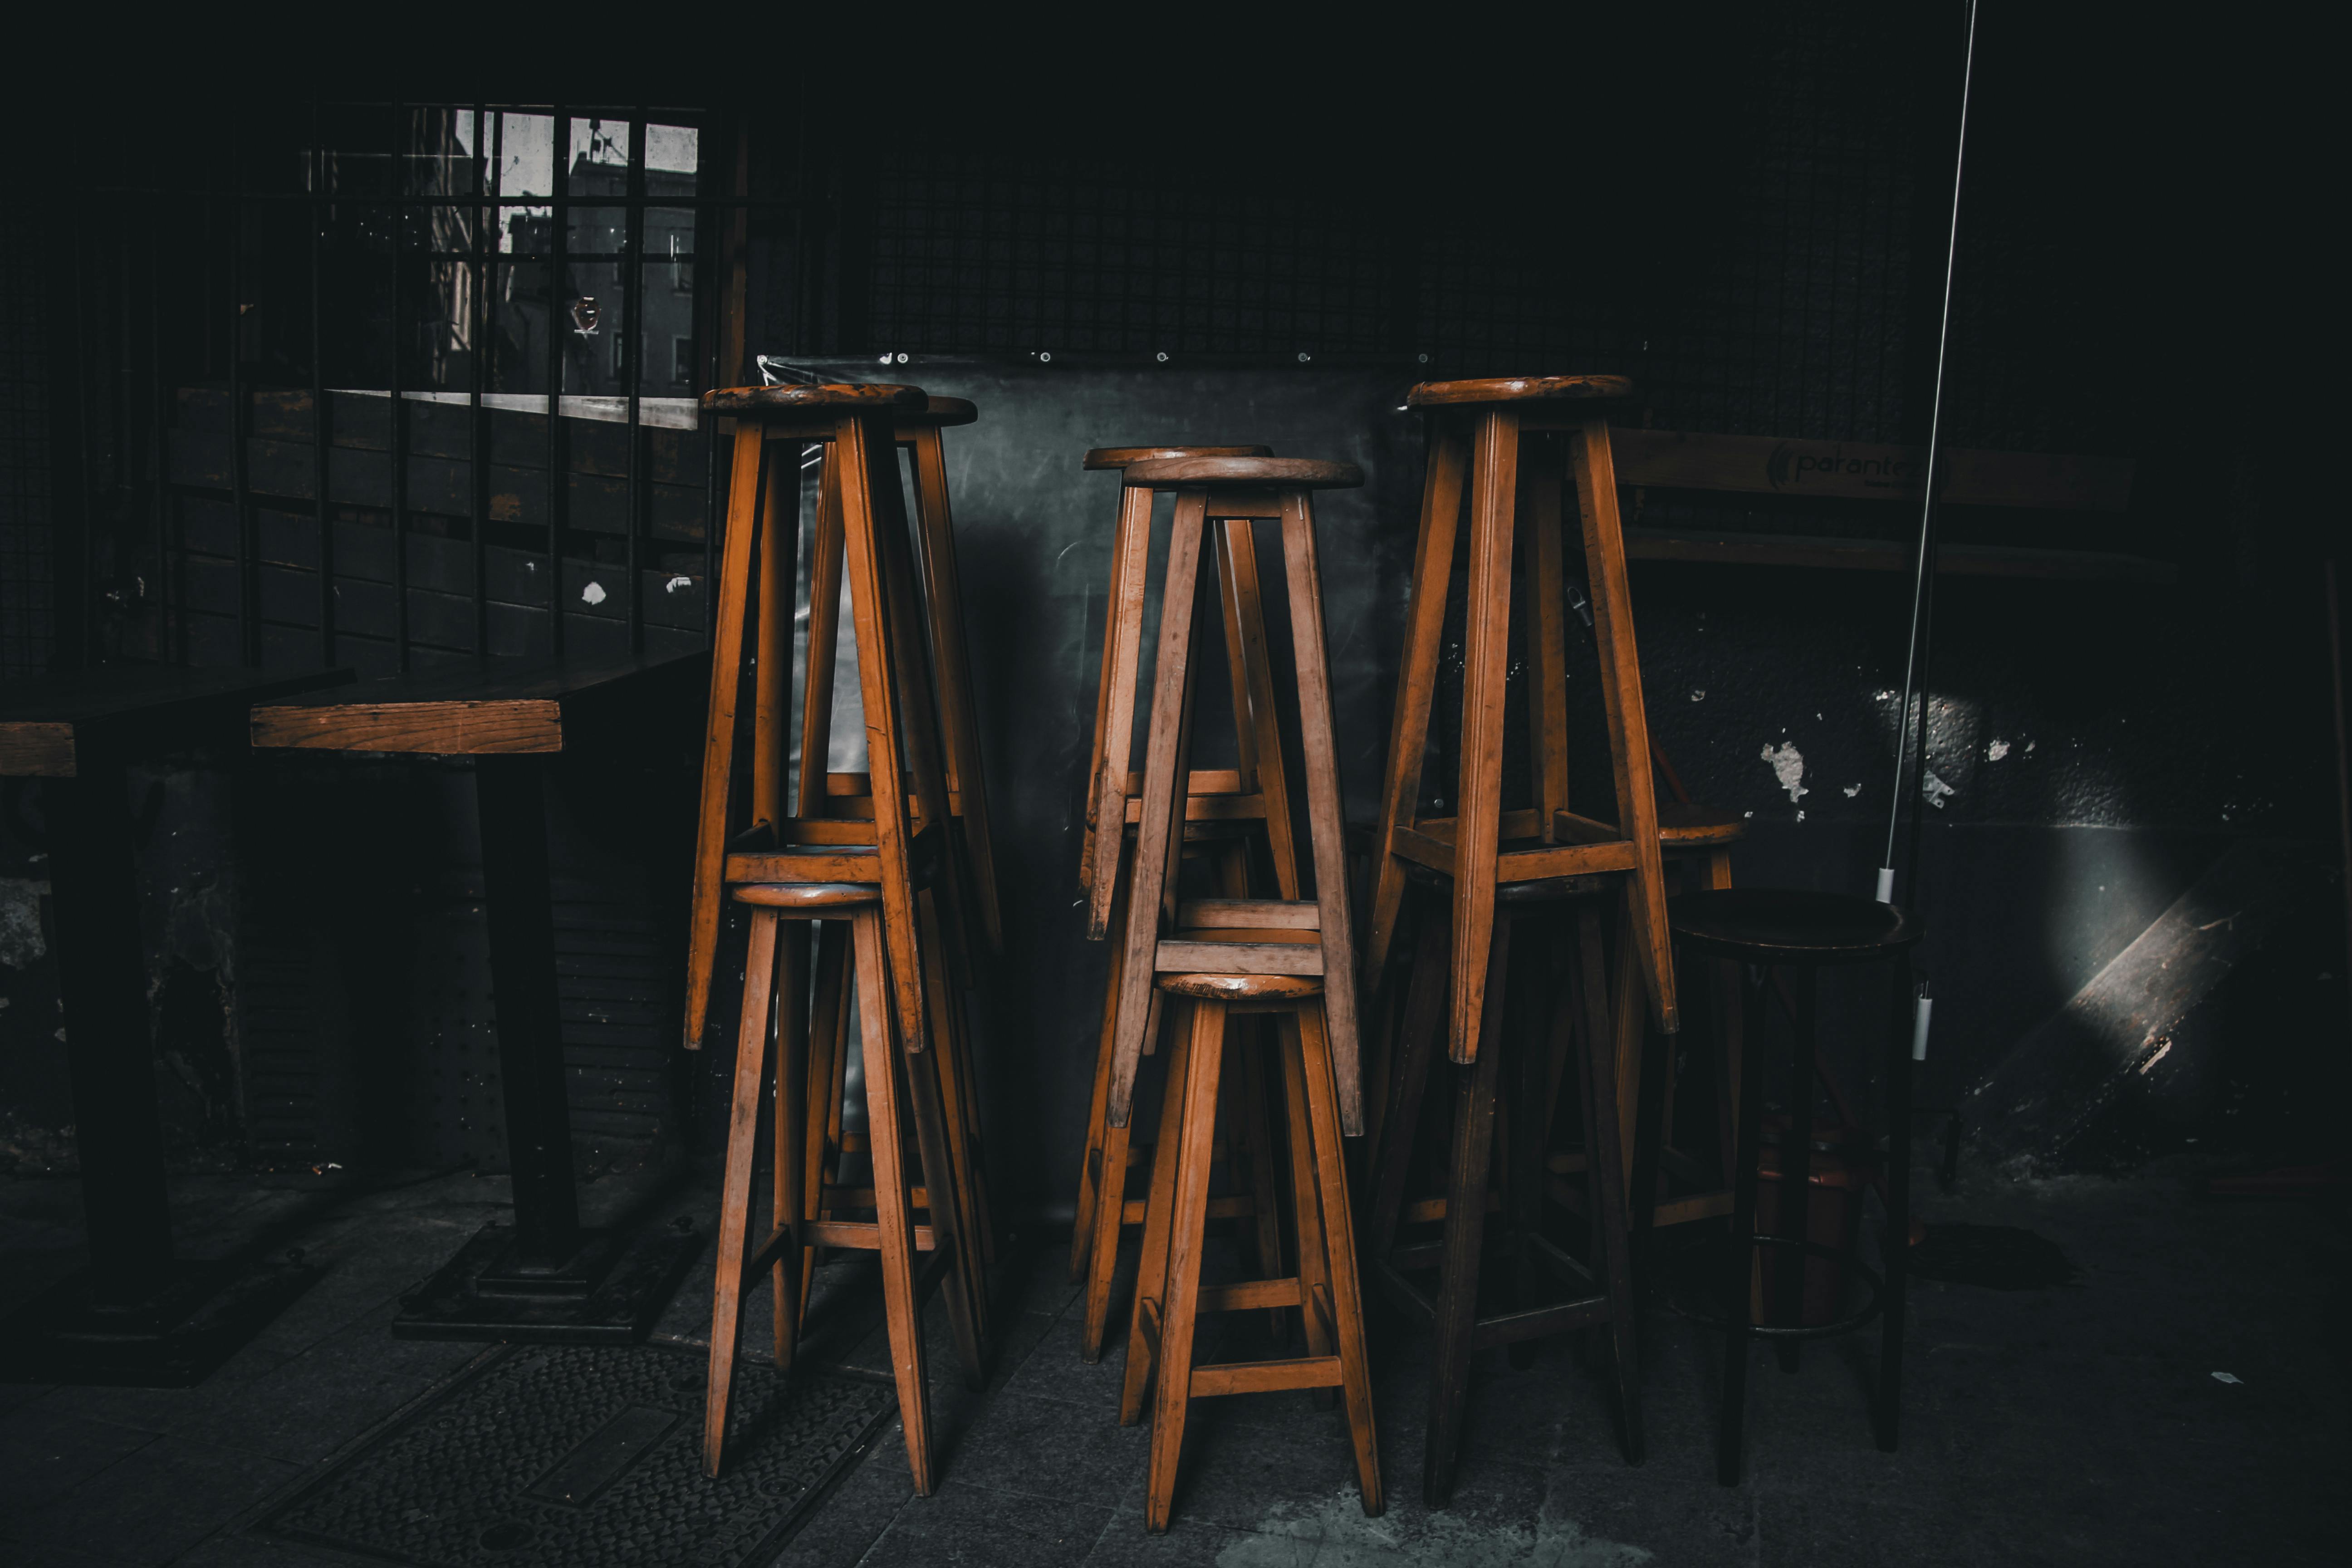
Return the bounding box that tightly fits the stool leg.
[1071,867,1132,1284]
[1575,911,1645,1465]
[685,427,768,1048]
[705,907,779,1477]
[908,426,1004,954]
[1426,922,1511,1508]
[1294,1003,1385,1517]
[1218,516,1302,897]
[1369,903,1449,1260]
[1276,491,1367,1130]
[1279,1021,1336,1378]
[1121,1004,1196,1424]
[918,892,992,1348]
[1567,419,1677,1035]
[1449,409,1520,1069]
[795,458,844,822]
[1086,484,1158,936]
[771,921,809,1371]
[752,430,797,830]
[1367,422,1470,975]
[1146,998,1230,1534]
[851,907,936,1495]
[1240,1027,1289,1342]
[1719,964,1772,1487]
[1521,435,1572,833]
[800,919,850,1329]
[1775,967,1818,1373]
[1108,495,1211,1124]
[1878,950,1916,1452]
[903,963,986,1392]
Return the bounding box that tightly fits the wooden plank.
[726,849,882,884]
[1123,792,1268,823]
[1199,1278,1304,1313]
[1390,826,1457,876]
[1086,485,1162,938]
[1607,426,2136,512]
[248,653,703,755]
[1174,899,1319,930]
[1187,1356,1343,1398]
[3,665,353,777]
[1153,940,1325,976]
[1494,841,1642,882]
[1450,409,1519,1064]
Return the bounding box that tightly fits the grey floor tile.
[0,1402,160,1513]
[764,1424,917,1568]
[10,1433,304,1568]
[939,1389,1150,1503]
[861,1480,1113,1567]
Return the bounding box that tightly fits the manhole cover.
[1907,1223,2079,1290]
[260,1343,894,1568]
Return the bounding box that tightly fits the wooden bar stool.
[1121,972,1381,1533]
[1364,874,1643,1505]
[1100,456,1369,1141]
[686,382,995,1235]
[1363,377,1680,1073]
[1660,888,1922,1485]
[703,882,982,1495]
[1069,442,1302,1300]
[684,386,1003,1058]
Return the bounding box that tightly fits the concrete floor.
[0,1165,2342,1567]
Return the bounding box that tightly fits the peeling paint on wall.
[1761,741,1808,804]
[1922,769,1956,808]
[1987,738,2012,761]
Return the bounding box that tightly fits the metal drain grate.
[261,1343,895,1568]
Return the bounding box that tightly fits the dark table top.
[0,664,354,777]
[248,652,709,756]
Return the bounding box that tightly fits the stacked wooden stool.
[1067,444,1299,1361]
[686,382,1001,1496]
[1359,375,1681,1504]
[1075,452,1384,1532]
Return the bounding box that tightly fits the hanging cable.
[1880,0,1981,905]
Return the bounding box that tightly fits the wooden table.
[0,663,353,1385]
[251,653,707,1344]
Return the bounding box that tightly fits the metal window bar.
[624,112,647,656]
[470,103,492,660]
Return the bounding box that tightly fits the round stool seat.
[1156,972,1324,1003]
[1669,887,1919,965]
[1084,445,1271,471]
[730,882,880,911]
[701,382,926,417]
[1406,375,1632,409]
[1658,801,1747,848]
[1123,456,1362,490]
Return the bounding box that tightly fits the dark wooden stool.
[687,382,997,1305]
[704,882,982,1493]
[1363,377,1680,1069]
[1121,971,1381,1533]
[1084,454,1382,1530]
[1365,875,1643,1504]
[250,654,708,1343]
[685,384,1003,1053]
[1069,442,1298,1303]
[1661,887,1922,1485]
[0,664,349,1385]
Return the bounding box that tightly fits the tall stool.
[1363,377,1680,1070]
[703,882,982,1495]
[1100,456,1368,1137]
[1121,972,1381,1532]
[685,386,1004,1057]
[1660,888,1922,1486]
[1364,875,1642,1505]
[1070,442,1300,1303]
[1093,454,1382,1530]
